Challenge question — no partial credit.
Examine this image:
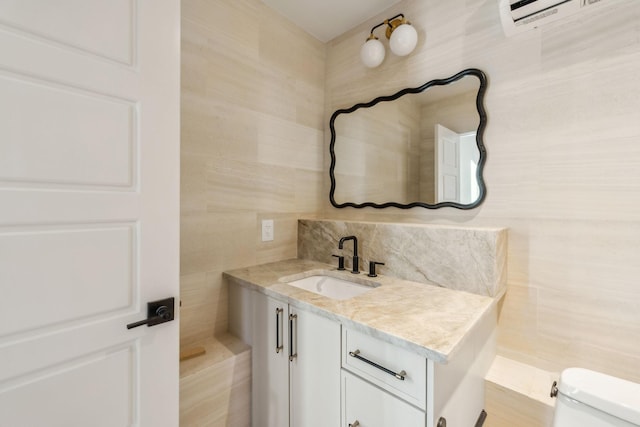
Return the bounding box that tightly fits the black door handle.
[127,297,175,329]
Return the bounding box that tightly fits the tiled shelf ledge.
[179,333,251,427]
[484,356,556,427]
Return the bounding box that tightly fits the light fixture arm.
[366,13,406,40]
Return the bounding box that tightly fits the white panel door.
[435,124,461,203]
[458,132,480,204]
[0,1,180,426]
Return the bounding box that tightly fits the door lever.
[127,297,175,329]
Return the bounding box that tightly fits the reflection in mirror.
[329,68,487,209]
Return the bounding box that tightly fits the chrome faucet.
[338,235,359,274]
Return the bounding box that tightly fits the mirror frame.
[329,68,487,209]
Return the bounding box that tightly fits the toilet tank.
[553,368,640,427]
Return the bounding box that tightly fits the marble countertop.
[223,258,497,363]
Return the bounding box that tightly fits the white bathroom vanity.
[226,258,498,427]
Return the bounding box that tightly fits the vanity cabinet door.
[290,306,341,427]
[252,292,340,427]
[342,370,425,427]
[252,294,289,427]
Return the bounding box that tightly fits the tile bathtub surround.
[298,219,508,297]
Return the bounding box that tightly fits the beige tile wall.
[181,0,326,349]
[323,0,640,383]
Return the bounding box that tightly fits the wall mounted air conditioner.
[499,0,606,36]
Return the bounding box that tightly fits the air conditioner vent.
[499,0,608,36]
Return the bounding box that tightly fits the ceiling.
[261,0,402,42]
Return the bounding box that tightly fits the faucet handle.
[367,261,385,277]
[332,254,345,271]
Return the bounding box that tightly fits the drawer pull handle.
[289,313,298,361]
[349,421,360,427]
[349,349,406,381]
[275,307,284,353]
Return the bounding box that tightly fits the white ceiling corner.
[261,0,402,42]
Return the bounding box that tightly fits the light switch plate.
[261,219,274,242]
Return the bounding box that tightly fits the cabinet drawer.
[342,328,426,409]
[342,370,425,427]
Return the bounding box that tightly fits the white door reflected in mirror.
[435,124,479,205]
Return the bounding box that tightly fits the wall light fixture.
[360,13,418,68]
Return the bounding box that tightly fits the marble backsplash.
[298,219,507,297]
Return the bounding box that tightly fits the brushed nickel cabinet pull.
[349,421,360,427]
[349,349,406,380]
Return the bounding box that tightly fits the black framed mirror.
[329,68,487,209]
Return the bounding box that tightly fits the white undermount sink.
[286,274,378,300]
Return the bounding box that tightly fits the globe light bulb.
[360,37,385,68]
[389,23,417,56]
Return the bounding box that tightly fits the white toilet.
[551,368,640,426]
